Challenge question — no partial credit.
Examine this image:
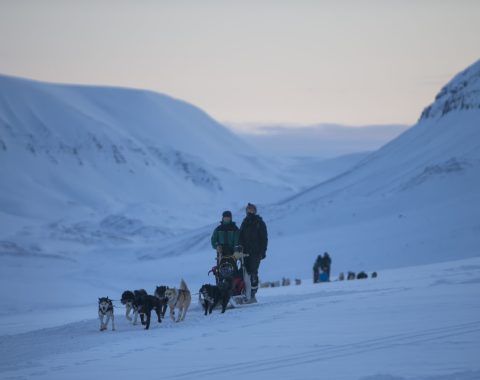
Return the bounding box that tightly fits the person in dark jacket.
[313,255,324,283]
[313,252,332,283]
[211,211,240,263]
[239,203,268,301]
[322,252,332,280]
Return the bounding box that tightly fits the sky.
[0,0,479,128]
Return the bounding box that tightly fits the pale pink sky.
[1,0,479,127]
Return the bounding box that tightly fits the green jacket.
[211,221,240,254]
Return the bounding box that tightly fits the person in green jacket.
[211,211,240,262]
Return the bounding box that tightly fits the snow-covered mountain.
[256,59,480,275]
[0,74,295,241]
[1,61,479,380]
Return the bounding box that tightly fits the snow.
[1,59,480,379]
[0,74,297,237]
[0,258,479,380]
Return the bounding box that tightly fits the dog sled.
[202,247,253,309]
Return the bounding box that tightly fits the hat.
[246,203,257,214]
[222,210,232,218]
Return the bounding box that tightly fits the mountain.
[255,59,480,275]
[0,74,295,241]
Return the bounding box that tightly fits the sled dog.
[165,279,191,322]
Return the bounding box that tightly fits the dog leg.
[156,308,162,323]
[111,313,115,331]
[99,313,105,331]
[180,304,189,321]
[105,314,111,330]
[133,309,138,325]
[161,303,167,319]
[221,298,228,313]
[125,304,132,321]
[140,313,146,326]
[145,310,151,330]
[169,305,176,322]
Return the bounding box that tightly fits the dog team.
[98,277,241,331]
[99,275,243,331]
[99,279,192,331]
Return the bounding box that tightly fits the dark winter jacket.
[313,255,323,271]
[211,221,240,255]
[239,214,268,259]
[314,254,331,271]
[322,254,332,271]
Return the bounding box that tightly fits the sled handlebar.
[214,253,250,262]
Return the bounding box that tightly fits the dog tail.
[180,278,189,291]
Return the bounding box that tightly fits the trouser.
[313,269,320,283]
[244,254,261,295]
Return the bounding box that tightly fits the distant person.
[313,255,324,283]
[211,210,240,264]
[239,203,268,302]
[313,252,332,283]
[322,252,332,281]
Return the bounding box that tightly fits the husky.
[120,289,147,325]
[154,285,170,318]
[133,289,148,325]
[199,283,230,315]
[357,271,368,280]
[120,290,135,322]
[164,279,191,322]
[98,297,115,331]
[136,295,163,330]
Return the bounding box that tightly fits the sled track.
[170,320,480,378]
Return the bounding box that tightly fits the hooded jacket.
[239,214,268,258]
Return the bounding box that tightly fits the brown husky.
[164,279,191,322]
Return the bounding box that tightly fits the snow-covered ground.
[1,258,479,380]
[1,57,479,380]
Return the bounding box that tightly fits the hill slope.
[257,59,480,274]
[0,74,293,240]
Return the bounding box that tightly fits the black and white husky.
[121,289,148,325]
[98,297,115,331]
[154,285,170,318]
[120,290,136,322]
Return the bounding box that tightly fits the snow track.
[1,258,479,380]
